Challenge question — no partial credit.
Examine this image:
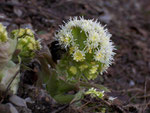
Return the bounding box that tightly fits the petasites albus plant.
[0,25,41,94]
[0,23,18,93]
[40,17,115,104]
[11,28,41,59]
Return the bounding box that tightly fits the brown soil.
[0,0,150,113]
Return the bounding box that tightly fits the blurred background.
[0,0,150,112]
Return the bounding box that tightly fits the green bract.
[55,17,115,80]
[11,28,41,58]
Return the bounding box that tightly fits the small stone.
[13,8,23,17]
[129,80,135,87]
[99,10,113,24]
[0,104,11,113]
[16,106,32,113]
[9,95,27,107]
[108,96,117,101]
[20,23,33,30]
[25,97,35,104]
[7,103,19,113]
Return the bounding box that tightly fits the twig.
[112,88,144,93]
[136,94,150,99]
[143,100,150,112]
[78,101,91,110]
[0,70,20,103]
[142,80,148,113]
[51,104,69,113]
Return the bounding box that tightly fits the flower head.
[94,49,106,63]
[11,28,34,39]
[0,23,8,42]
[11,28,41,58]
[56,17,115,80]
[69,66,77,75]
[73,49,85,62]
[90,65,99,74]
[85,87,104,99]
[79,64,88,71]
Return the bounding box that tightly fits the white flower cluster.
[56,17,115,74]
[85,87,104,99]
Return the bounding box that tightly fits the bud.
[0,23,8,42]
[11,28,41,58]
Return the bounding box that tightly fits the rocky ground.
[0,0,150,113]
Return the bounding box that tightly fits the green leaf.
[39,66,77,104]
[70,89,84,104]
[94,84,110,92]
[54,94,74,104]
[37,54,78,103]
[57,79,77,94]
[45,69,78,102]
[36,50,56,87]
[45,69,59,97]
[79,82,110,92]
[36,46,80,104]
